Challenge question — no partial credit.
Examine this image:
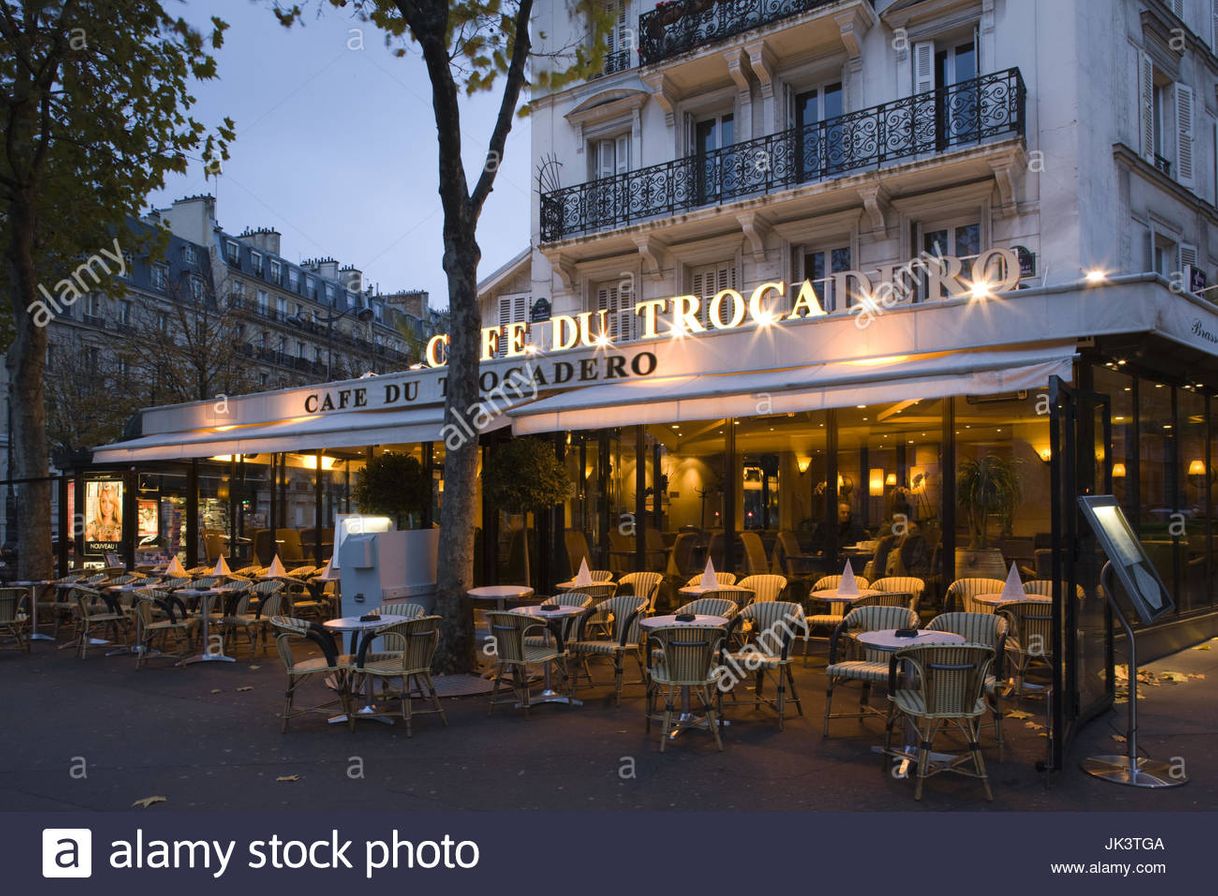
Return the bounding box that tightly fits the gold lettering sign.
[423,250,1021,367]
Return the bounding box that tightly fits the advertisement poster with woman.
[84,478,123,554]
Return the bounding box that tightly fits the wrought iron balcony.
[639,0,853,66]
[541,68,1025,243]
[590,49,632,79]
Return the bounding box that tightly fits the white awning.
[92,405,461,463]
[508,343,1077,434]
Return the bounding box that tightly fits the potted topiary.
[352,451,431,529]
[484,437,574,584]
[956,454,1022,577]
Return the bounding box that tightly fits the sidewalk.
[0,635,1213,812]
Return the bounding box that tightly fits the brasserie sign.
[423,248,1020,367]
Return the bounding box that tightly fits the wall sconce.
[885,472,897,486]
[796,455,812,475]
[1188,459,1206,477]
[1112,462,1126,479]
[1038,447,1052,463]
[869,468,885,497]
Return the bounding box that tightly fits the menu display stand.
[1077,496,1187,789]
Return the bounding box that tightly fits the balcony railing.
[639,0,849,66]
[590,49,632,79]
[541,68,1025,242]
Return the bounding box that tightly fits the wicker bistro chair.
[485,611,570,716]
[883,643,997,801]
[619,571,663,612]
[69,586,131,658]
[801,573,873,667]
[575,581,620,635]
[738,574,788,603]
[645,625,727,752]
[0,588,30,652]
[685,571,737,587]
[351,615,447,736]
[721,601,805,730]
[871,577,926,613]
[822,605,919,736]
[997,600,1055,698]
[271,616,354,732]
[131,592,198,668]
[587,570,615,583]
[946,578,1007,614]
[925,613,1008,756]
[567,595,648,705]
[674,596,740,620]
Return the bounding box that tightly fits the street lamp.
[297,302,374,379]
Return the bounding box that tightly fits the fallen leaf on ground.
[275,775,301,783]
[236,686,253,692]
[1005,709,1033,720]
[1112,734,1127,743]
[210,688,221,694]
[248,664,261,671]
[132,795,167,809]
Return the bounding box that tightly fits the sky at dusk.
[148,0,534,309]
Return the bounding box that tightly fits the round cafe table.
[810,588,881,605]
[509,605,588,706]
[466,584,534,612]
[323,613,411,725]
[175,588,234,665]
[640,614,731,738]
[971,592,1051,609]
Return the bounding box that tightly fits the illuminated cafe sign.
[424,248,1023,367]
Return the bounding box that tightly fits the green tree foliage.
[0,1,233,577]
[485,437,572,514]
[351,451,431,528]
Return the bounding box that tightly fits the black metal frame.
[638,0,846,67]
[541,68,1026,242]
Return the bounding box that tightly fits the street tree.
[277,0,610,671]
[0,1,233,577]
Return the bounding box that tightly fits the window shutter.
[615,134,630,174]
[1180,244,1198,282]
[1139,52,1155,162]
[1176,83,1194,186]
[783,82,796,129]
[913,41,935,94]
[595,140,616,180]
[1213,0,1218,51]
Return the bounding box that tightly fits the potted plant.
[485,438,574,585]
[352,451,430,529]
[956,454,1021,577]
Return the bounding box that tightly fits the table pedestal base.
[179,652,235,665]
[29,632,54,643]
[873,745,958,778]
[329,705,395,726]
[517,688,582,708]
[1082,754,1187,788]
[106,645,161,658]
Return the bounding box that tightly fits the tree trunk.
[433,227,482,674]
[5,192,54,579]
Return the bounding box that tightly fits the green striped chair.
[270,616,353,732]
[722,601,805,730]
[567,594,648,705]
[883,643,996,801]
[925,612,1008,756]
[131,591,197,668]
[685,572,737,586]
[738,574,788,602]
[946,577,1006,614]
[802,573,872,667]
[619,572,663,612]
[871,576,925,613]
[529,592,593,648]
[0,589,30,653]
[997,600,1054,698]
[823,605,918,736]
[645,625,726,752]
[353,615,447,737]
[485,611,569,716]
[675,595,740,619]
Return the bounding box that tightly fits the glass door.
[937,39,978,146]
[795,82,844,178]
[695,113,734,204]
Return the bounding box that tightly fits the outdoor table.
[11,579,55,642]
[466,584,534,612]
[972,592,1051,608]
[640,614,730,738]
[554,579,612,592]
[858,629,968,777]
[176,588,234,665]
[323,614,411,725]
[678,584,754,608]
[509,605,587,706]
[809,588,881,606]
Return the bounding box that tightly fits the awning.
[92,405,462,463]
[508,343,1077,434]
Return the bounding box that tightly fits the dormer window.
[225,240,240,263]
[250,251,263,276]
[269,258,281,283]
